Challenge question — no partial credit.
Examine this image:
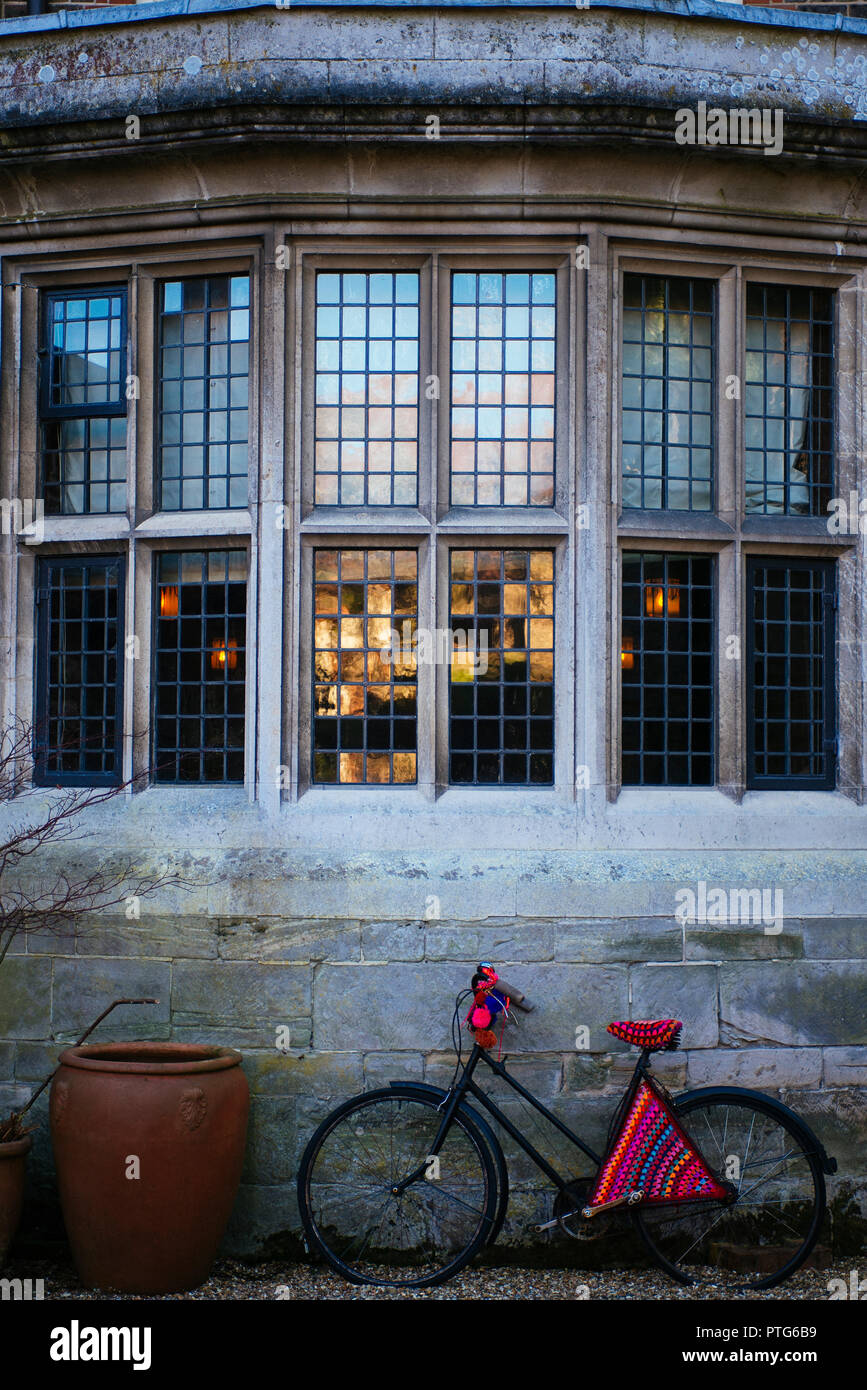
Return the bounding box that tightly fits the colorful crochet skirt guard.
[587,1075,731,1209]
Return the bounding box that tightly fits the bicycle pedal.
[581,1190,644,1219]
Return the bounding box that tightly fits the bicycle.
[297,963,837,1290]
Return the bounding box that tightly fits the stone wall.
[3,849,864,1260]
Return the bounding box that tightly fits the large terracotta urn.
[0,1134,32,1268]
[50,1042,249,1294]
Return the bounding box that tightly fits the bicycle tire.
[297,1085,500,1288]
[633,1087,827,1289]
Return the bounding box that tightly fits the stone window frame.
[5,241,262,795]
[609,246,862,803]
[288,243,578,802]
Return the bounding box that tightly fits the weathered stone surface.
[686,924,803,961]
[630,964,719,1048]
[243,1050,362,1098]
[363,1051,425,1088]
[218,918,361,963]
[781,1089,867,1174]
[362,923,424,963]
[803,920,867,960]
[13,1041,60,1081]
[314,963,464,1052]
[0,958,52,1040]
[686,1047,823,1090]
[222,1183,302,1259]
[720,963,867,1047]
[425,922,554,963]
[172,961,310,1029]
[824,1048,867,1088]
[241,1097,296,1186]
[74,914,218,960]
[52,959,170,1041]
[564,1050,687,1093]
[556,918,681,964]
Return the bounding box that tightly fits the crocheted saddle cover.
[587,1076,730,1208]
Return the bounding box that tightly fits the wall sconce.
[644,582,680,617]
[210,638,238,671]
[159,586,179,618]
[621,635,635,670]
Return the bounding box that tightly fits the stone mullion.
[716,268,741,799]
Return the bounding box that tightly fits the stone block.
[363,1052,425,1089]
[0,958,51,1040]
[686,1047,823,1090]
[556,918,681,964]
[720,963,867,1047]
[686,923,803,961]
[74,914,218,960]
[242,1050,363,1099]
[424,922,554,963]
[171,961,311,1036]
[314,963,465,1053]
[802,920,867,960]
[218,918,361,963]
[221,1184,302,1260]
[52,958,170,1041]
[630,964,719,1048]
[241,1096,296,1186]
[362,923,424,963]
[781,1089,867,1175]
[824,1048,867,1088]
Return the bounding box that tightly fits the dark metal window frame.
[447,546,556,787]
[744,283,835,518]
[448,270,558,509]
[620,550,716,788]
[310,546,419,786]
[745,556,836,791]
[312,269,421,508]
[151,548,248,785]
[620,273,715,513]
[34,553,126,788]
[156,273,251,513]
[38,285,128,515]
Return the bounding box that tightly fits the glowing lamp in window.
[645,582,680,617]
[159,586,179,618]
[621,634,634,670]
[210,638,238,671]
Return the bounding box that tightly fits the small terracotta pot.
[0,1134,32,1268]
[50,1042,249,1294]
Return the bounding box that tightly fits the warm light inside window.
[621,635,634,670]
[159,586,179,618]
[645,582,680,617]
[210,638,238,670]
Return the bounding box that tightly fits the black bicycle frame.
[426,1044,655,1196]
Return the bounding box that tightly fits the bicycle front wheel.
[297,1086,500,1288]
[633,1088,826,1290]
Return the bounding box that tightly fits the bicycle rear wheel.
[297,1086,500,1288]
[633,1088,826,1289]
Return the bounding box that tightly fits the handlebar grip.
[496,979,535,1013]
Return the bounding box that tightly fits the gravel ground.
[5,1257,853,1301]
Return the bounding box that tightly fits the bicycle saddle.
[606,1018,682,1052]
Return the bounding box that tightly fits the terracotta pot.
[50,1042,249,1294]
[0,1134,32,1268]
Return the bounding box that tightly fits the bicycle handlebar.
[472,962,535,1014]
